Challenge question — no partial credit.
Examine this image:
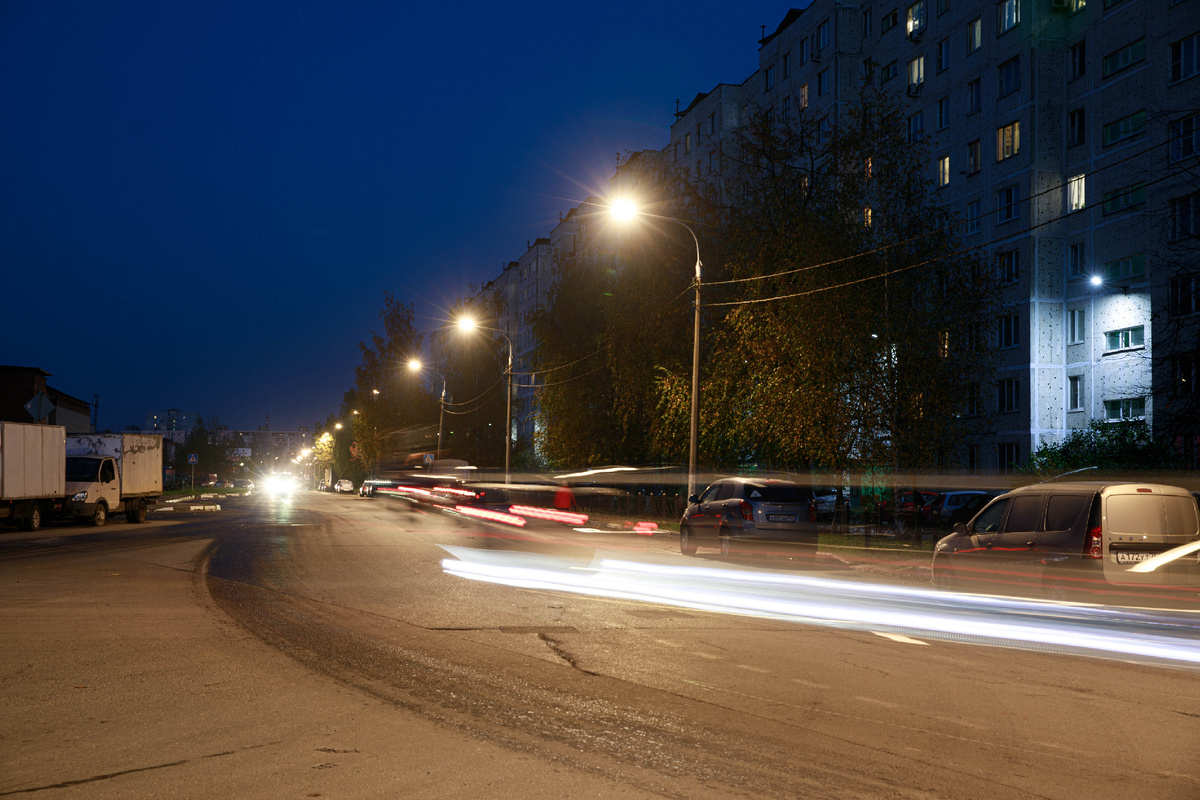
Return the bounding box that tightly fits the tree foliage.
[1021,419,1182,475]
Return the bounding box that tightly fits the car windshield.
[65,457,100,482]
[745,484,809,503]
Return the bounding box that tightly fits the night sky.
[1,1,792,432]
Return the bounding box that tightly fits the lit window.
[907,0,926,34]
[1067,174,1086,212]
[799,83,809,108]
[997,121,1020,160]
[908,56,925,86]
[938,155,950,187]
[1104,326,1144,351]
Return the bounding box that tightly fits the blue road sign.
[188,454,199,464]
[423,453,434,465]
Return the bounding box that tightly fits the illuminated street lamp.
[407,358,446,463]
[456,315,513,484]
[608,198,704,500]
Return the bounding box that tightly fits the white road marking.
[873,632,929,646]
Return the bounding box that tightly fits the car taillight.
[739,500,752,521]
[809,503,817,523]
[1083,525,1102,559]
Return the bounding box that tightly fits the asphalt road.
[2,490,1198,799]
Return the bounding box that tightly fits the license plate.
[1115,552,1154,564]
[766,514,796,523]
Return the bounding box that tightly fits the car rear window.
[1107,494,1200,538]
[1045,495,1090,531]
[746,484,809,503]
[1164,496,1200,538]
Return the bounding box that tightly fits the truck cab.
[65,455,121,526]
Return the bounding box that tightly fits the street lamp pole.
[407,361,447,465]
[455,319,513,485]
[609,200,703,500]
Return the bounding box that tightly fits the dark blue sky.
[1,1,792,432]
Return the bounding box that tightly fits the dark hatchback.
[679,478,816,556]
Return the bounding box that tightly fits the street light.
[608,198,704,501]
[456,315,514,484]
[407,358,446,463]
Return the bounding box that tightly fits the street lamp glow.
[334,422,343,430]
[407,358,422,371]
[1091,275,1103,286]
[610,197,638,222]
[457,316,477,332]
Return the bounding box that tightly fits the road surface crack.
[538,633,598,676]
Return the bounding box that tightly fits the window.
[882,9,898,32]
[782,52,791,79]
[1067,108,1085,147]
[1172,34,1200,82]
[1068,375,1083,411]
[967,444,980,475]
[1068,309,1085,344]
[882,61,898,82]
[782,96,792,116]
[1103,111,1146,146]
[998,57,1020,97]
[937,38,950,71]
[1102,182,1145,214]
[818,20,830,49]
[799,83,809,108]
[1069,40,1086,80]
[997,184,1020,222]
[1000,249,1019,282]
[817,69,830,96]
[907,0,926,34]
[938,155,951,187]
[937,0,949,15]
[908,111,925,140]
[863,9,873,35]
[967,382,982,415]
[685,132,692,154]
[1103,253,1145,281]
[1171,192,1200,239]
[998,0,1019,33]
[908,56,925,86]
[998,312,1020,348]
[1102,39,1145,78]
[999,443,1020,474]
[967,139,981,173]
[1068,242,1085,277]
[999,378,1019,412]
[710,111,718,133]
[1104,398,1145,420]
[967,79,981,114]
[817,116,833,142]
[1068,174,1086,212]
[765,65,776,92]
[968,17,982,52]
[937,97,950,129]
[967,199,981,233]
[1174,355,1195,396]
[864,206,874,226]
[1104,325,1144,351]
[798,38,809,64]
[1170,115,1198,161]
[863,58,875,81]
[1170,275,1197,317]
[997,121,1019,160]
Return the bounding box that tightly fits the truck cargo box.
[66,434,163,498]
[0,422,66,502]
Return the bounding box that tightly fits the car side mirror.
[688,494,700,504]
[953,522,967,536]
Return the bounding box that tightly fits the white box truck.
[0,422,66,531]
[64,434,163,526]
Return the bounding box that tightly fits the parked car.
[939,491,1002,529]
[877,491,939,526]
[334,479,354,493]
[932,481,1200,605]
[927,490,994,528]
[679,477,815,557]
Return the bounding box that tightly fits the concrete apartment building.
[668,0,1200,472]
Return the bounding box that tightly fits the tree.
[1021,419,1181,475]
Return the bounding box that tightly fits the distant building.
[0,365,92,433]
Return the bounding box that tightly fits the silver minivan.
[932,481,1200,605]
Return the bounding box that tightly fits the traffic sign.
[423,453,434,465]
[24,392,56,421]
[188,454,199,464]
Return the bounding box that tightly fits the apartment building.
[667,0,1200,472]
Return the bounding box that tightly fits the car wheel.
[720,534,732,558]
[24,505,42,532]
[933,561,956,592]
[91,504,107,527]
[680,524,698,556]
[126,499,147,524]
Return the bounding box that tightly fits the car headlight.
[72,491,88,502]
